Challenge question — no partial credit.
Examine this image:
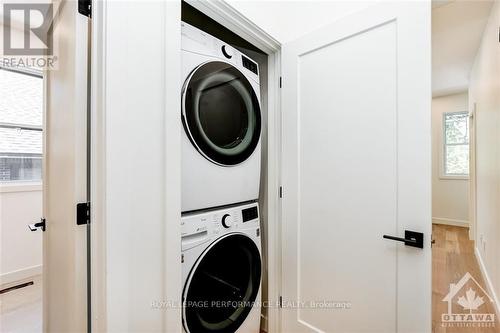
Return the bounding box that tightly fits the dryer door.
[182,61,261,166]
[183,233,261,333]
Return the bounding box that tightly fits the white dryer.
[181,202,262,333]
[181,22,262,212]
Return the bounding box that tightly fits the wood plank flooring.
[433,224,499,333]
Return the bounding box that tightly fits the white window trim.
[439,110,469,180]
[0,181,42,193]
[0,122,43,131]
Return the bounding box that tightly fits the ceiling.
[432,0,494,97]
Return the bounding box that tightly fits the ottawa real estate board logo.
[2,2,57,69]
[442,272,496,328]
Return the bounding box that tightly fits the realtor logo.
[3,3,53,55]
[442,272,496,327]
[2,2,58,69]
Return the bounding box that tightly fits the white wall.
[226,0,373,43]
[0,185,42,285]
[468,0,500,311]
[431,92,470,226]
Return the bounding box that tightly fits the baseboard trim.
[0,265,42,286]
[474,247,500,316]
[432,217,469,228]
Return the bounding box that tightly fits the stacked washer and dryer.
[180,22,263,333]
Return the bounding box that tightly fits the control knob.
[221,214,232,228]
[221,45,233,59]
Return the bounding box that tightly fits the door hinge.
[76,202,91,225]
[279,77,282,88]
[78,0,92,17]
[279,186,283,198]
[279,296,283,308]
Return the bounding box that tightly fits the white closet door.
[281,2,431,332]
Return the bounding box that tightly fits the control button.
[242,55,258,75]
[221,45,233,59]
[221,214,232,228]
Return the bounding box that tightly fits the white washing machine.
[181,22,262,213]
[181,202,261,333]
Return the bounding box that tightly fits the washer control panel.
[181,202,259,249]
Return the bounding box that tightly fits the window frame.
[440,110,470,180]
[0,65,44,184]
[0,181,42,193]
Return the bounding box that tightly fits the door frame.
[89,0,105,330]
[468,103,477,241]
[90,0,283,331]
[42,2,89,330]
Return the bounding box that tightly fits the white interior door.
[281,2,431,332]
[43,1,89,331]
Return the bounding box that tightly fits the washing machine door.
[182,61,261,166]
[183,233,261,333]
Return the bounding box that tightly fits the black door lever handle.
[28,218,46,232]
[383,230,424,249]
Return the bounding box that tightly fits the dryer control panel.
[181,22,260,84]
[181,202,260,250]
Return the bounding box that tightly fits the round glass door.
[182,61,261,166]
[183,234,261,333]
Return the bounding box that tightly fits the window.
[443,111,469,177]
[0,67,43,182]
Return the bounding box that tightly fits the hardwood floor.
[433,224,499,333]
[0,275,42,333]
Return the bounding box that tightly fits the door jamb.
[183,1,283,332]
[42,61,49,333]
[89,0,106,330]
[468,103,477,241]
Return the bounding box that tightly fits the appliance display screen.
[242,206,258,222]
